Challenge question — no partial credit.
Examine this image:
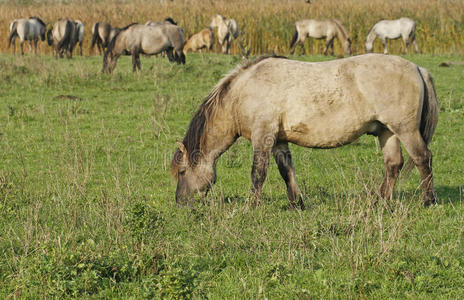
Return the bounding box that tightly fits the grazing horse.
[102,23,185,73]
[290,19,351,56]
[171,54,438,208]
[90,22,119,55]
[75,20,85,55]
[8,17,47,55]
[47,19,79,59]
[183,28,214,53]
[209,14,239,54]
[365,17,419,54]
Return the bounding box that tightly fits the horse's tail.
[91,22,100,50]
[8,20,18,48]
[403,67,439,174]
[57,20,73,52]
[409,21,417,41]
[290,26,298,49]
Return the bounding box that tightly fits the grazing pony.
[365,17,419,54]
[75,20,85,56]
[102,23,185,73]
[290,19,351,56]
[90,22,119,55]
[209,14,239,54]
[8,17,47,55]
[183,28,214,53]
[171,54,438,209]
[47,19,79,59]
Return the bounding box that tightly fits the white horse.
[365,17,419,54]
[8,17,47,55]
[209,14,239,54]
[75,20,85,56]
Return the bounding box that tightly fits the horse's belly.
[280,115,378,149]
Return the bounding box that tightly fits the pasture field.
[0,52,463,298]
[1,0,464,56]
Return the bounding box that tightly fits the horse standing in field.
[102,23,185,73]
[209,14,239,54]
[171,54,438,209]
[365,17,419,54]
[75,20,85,55]
[90,22,119,55]
[8,17,47,55]
[290,19,351,56]
[183,28,214,53]
[47,19,79,59]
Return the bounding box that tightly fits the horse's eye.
[179,170,186,176]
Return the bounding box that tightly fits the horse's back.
[229,55,423,147]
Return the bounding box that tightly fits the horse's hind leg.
[131,51,140,72]
[412,39,419,53]
[378,130,404,201]
[398,131,436,206]
[20,40,24,55]
[273,142,304,209]
[33,39,38,54]
[402,36,409,54]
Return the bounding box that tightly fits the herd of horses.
[7,15,437,209]
[8,15,420,71]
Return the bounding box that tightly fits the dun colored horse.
[102,23,185,73]
[290,19,351,56]
[8,17,47,55]
[365,17,419,54]
[90,22,119,55]
[47,19,80,59]
[183,28,214,53]
[209,14,239,54]
[171,54,438,209]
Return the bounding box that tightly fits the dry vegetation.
[1,0,464,56]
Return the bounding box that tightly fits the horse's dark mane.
[29,16,46,27]
[172,55,287,172]
[164,17,177,25]
[105,22,138,54]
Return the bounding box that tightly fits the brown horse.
[290,19,351,56]
[183,28,214,53]
[102,23,185,73]
[171,54,438,208]
[90,22,119,55]
[47,19,79,59]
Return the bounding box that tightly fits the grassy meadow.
[0,52,463,298]
[0,0,464,298]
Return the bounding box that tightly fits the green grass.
[0,53,463,299]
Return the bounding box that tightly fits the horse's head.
[46,27,53,46]
[102,50,117,73]
[344,38,352,56]
[365,41,373,53]
[171,142,216,205]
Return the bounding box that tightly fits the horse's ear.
[177,142,187,154]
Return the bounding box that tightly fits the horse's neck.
[203,106,237,164]
[366,29,377,44]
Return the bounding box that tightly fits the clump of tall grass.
[1,0,463,56]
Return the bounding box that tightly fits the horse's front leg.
[382,38,388,54]
[251,146,271,206]
[20,40,24,55]
[323,37,334,56]
[131,51,139,72]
